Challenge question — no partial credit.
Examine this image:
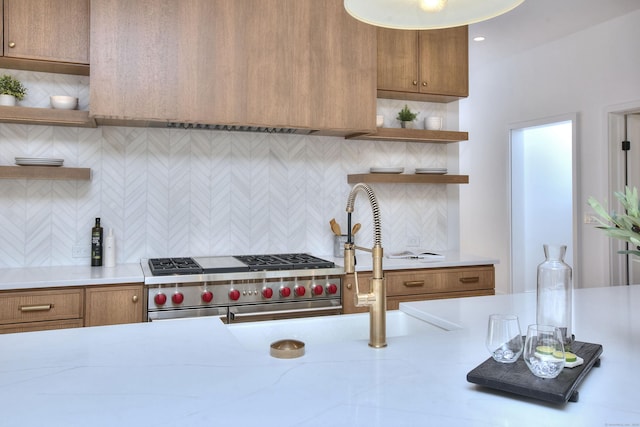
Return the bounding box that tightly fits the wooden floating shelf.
[347,173,469,184]
[0,105,96,128]
[0,166,91,181]
[345,127,468,144]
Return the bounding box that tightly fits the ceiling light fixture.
[344,0,525,30]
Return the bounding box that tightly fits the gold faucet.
[344,183,386,348]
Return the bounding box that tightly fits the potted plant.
[396,104,418,128]
[0,74,27,106]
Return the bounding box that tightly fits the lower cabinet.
[0,288,84,334]
[84,283,144,327]
[0,283,145,334]
[342,265,495,314]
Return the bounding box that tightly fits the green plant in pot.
[396,104,418,128]
[588,187,640,256]
[0,74,27,106]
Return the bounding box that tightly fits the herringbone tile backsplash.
[0,69,451,267]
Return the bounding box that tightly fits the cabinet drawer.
[443,267,494,291]
[0,288,84,325]
[0,319,83,334]
[386,270,442,296]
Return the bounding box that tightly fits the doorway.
[510,115,577,293]
[608,108,640,285]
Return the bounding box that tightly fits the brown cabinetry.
[0,288,84,333]
[90,0,376,134]
[84,283,144,327]
[377,26,468,103]
[0,0,90,75]
[342,265,494,314]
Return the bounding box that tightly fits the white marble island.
[0,286,638,427]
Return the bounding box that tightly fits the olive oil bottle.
[91,218,103,266]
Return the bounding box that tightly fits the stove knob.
[312,285,323,296]
[229,289,241,301]
[326,283,338,294]
[201,290,214,303]
[172,292,184,304]
[294,286,306,297]
[280,286,291,297]
[262,287,274,299]
[154,293,167,306]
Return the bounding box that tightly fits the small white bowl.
[50,96,78,110]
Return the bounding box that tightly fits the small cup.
[486,314,523,363]
[425,116,443,130]
[376,115,384,127]
[333,235,348,258]
[523,324,565,378]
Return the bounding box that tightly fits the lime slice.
[564,352,578,363]
[536,345,555,355]
[552,350,565,359]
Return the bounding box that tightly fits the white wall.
[460,10,640,292]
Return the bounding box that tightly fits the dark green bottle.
[91,218,103,267]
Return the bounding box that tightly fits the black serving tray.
[466,340,603,404]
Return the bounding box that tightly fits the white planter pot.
[400,121,414,129]
[0,94,17,106]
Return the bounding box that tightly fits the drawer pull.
[19,304,53,312]
[403,280,425,288]
[459,276,480,283]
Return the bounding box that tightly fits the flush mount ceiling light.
[344,0,525,30]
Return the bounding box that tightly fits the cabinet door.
[90,0,375,133]
[0,288,84,325]
[85,284,144,327]
[418,26,468,97]
[377,28,419,93]
[3,0,89,64]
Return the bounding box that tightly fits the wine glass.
[523,324,565,378]
[486,314,523,363]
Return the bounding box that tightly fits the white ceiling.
[468,0,640,64]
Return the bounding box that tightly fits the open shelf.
[345,127,468,143]
[0,105,96,128]
[347,173,468,184]
[0,166,91,181]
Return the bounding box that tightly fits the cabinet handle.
[8,41,15,48]
[346,283,352,290]
[459,276,480,283]
[412,80,418,86]
[132,295,139,303]
[19,304,52,312]
[422,81,427,86]
[403,280,425,288]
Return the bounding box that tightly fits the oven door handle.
[229,305,341,321]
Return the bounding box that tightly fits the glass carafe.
[536,244,573,347]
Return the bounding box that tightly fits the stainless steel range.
[142,253,343,322]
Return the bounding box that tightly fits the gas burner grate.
[233,253,335,271]
[148,257,203,275]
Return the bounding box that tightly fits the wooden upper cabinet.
[90,0,376,134]
[377,26,468,103]
[3,0,89,64]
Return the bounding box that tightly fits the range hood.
[167,122,318,135]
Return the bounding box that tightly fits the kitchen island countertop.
[0,285,637,426]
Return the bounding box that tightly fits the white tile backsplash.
[0,71,451,268]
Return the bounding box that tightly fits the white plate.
[370,167,404,174]
[15,157,64,167]
[415,168,447,174]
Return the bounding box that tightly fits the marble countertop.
[330,250,499,271]
[0,263,144,290]
[0,285,637,427]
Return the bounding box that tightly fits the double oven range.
[142,253,343,323]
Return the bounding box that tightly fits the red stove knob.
[326,283,338,294]
[202,290,214,303]
[229,289,241,301]
[295,286,306,297]
[280,286,291,297]
[154,293,167,306]
[312,285,323,296]
[262,287,274,299]
[172,292,184,304]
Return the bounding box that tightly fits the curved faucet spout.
[344,182,386,348]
